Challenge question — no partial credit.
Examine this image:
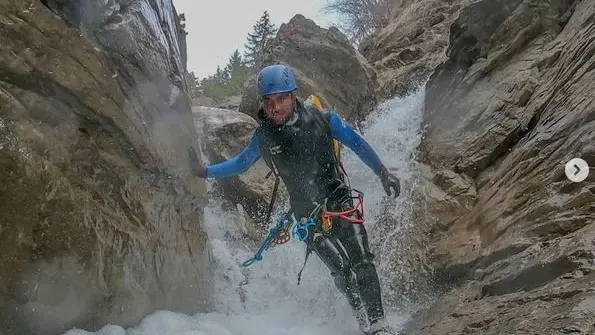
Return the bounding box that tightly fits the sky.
[172,0,338,80]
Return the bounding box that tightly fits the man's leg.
[334,218,391,334]
[310,233,362,308]
[310,233,369,333]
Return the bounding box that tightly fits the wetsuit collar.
[285,108,299,126]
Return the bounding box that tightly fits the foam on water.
[63,89,425,335]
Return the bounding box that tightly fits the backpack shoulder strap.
[255,127,281,223]
[318,109,349,181]
[256,127,279,178]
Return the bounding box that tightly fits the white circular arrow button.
[565,158,589,182]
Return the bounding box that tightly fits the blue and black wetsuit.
[207,99,387,324]
[207,102,384,214]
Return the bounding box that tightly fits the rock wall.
[403,0,595,333]
[0,1,212,334]
[359,0,470,99]
[239,14,377,122]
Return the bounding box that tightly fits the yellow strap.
[307,94,342,161]
[310,94,323,110]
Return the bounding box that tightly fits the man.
[188,64,400,335]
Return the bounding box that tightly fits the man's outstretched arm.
[207,132,262,178]
[188,132,261,179]
[328,112,384,176]
[328,111,401,197]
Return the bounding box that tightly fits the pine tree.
[197,50,253,103]
[213,65,228,83]
[225,49,243,72]
[186,71,200,97]
[244,11,277,67]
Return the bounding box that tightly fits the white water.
[63,89,426,335]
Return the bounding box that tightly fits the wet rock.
[422,0,581,175]
[42,0,190,112]
[217,95,242,111]
[191,94,218,107]
[193,106,285,228]
[359,0,470,99]
[403,225,595,335]
[0,1,211,334]
[239,14,377,122]
[418,164,477,232]
[404,0,595,333]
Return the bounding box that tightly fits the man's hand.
[380,167,400,197]
[187,147,207,178]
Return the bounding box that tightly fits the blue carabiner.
[292,218,316,242]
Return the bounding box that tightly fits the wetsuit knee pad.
[343,233,375,266]
[312,234,350,274]
[332,271,348,292]
[332,270,362,308]
[351,257,376,278]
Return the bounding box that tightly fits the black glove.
[187,147,207,178]
[380,167,400,197]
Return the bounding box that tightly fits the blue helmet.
[256,64,298,97]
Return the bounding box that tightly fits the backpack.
[304,94,343,166]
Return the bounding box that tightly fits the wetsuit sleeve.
[206,131,261,178]
[328,112,384,176]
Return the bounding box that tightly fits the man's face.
[262,92,294,125]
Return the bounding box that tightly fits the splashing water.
[341,90,428,311]
[63,90,425,335]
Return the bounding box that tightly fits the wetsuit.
[206,99,386,325]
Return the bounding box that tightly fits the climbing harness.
[243,189,366,285]
[322,189,365,227]
[295,189,366,285]
[241,214,291,267]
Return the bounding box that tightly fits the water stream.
[64,89,426,335]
